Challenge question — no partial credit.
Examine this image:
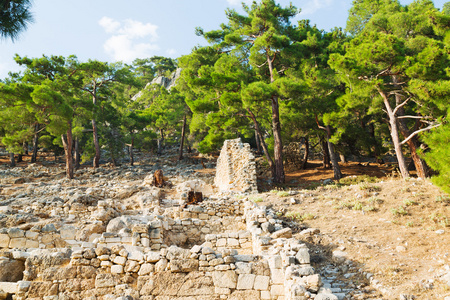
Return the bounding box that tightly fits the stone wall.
[0,198,338,300]
[215,139,258,193]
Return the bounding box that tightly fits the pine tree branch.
[393,97,411,115]
[401,124,441,145]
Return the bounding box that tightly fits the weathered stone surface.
[229,290,261,300]
[254,275,270,291]
[0,258,24,281]
[0,234,10,247]
[177,272,215,296]
[212,270,238,289]
[95,274,118,288]
[169,259,199,273]
[236,273,256,290]
[215,139,258,193]
[138,263,154,276]
[295,248,310,264]
[271,227,292,239]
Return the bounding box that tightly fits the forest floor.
[1,153,449,299]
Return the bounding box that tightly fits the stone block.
[227,238,240,247]
[138,263,154,276]
[9,238,26,248]
[212,270,238,289]
[268,255,283,269]
[236,273,256,290]
[261,290,271,300]
[270,284,284,297]
[270,268,284,284]
[0,282,17,293]
[215,287,231,295]
[254,275,270,291]
[25,239,39,248]
[0,234,10,248]
[113,256,127,265]
[296,248,310,264]
[217,238,227,247]
[95,273,118,288]
[7,228,24,238]
[60,225,77,240]
[25,231,39,239]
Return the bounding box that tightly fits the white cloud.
[299,0,335,16]
[98,17,121,33]
[99,17,159,62]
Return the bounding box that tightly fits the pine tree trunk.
[339,153,347,164]
[379,89,409,178]
[321,138,331,168]
[92,118,100,168]
[326,126,342,180]
[17,154,23,163]
[267,54,285,184]
[179,115,187,161]
[247,108,275,178]
[31,124,39,163]
[61,124,74,179]
[9,153,15,167]
[23,142,28,155]
[157,128,164,156]
[271,96,285,184]
[392,76,429,178]
[130,135,134,166]
[74,137,80,170]
[255,129,262,155]
[301,137,309,170]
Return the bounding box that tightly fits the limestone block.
[17,281,31,292]
[155,258,168,272]
[124,260,140,273]
[217,238,227,247]
[227,238,239,247]
[141,238,150,247]
[111,264,124,274]
[270,284,284,297]
[9,238,26,248]
[11,251,29,260]
[271,228,292,239]
[261,290,271,300]
[138,263,154,276]
[25,231,39,239]
[0,234,10,247]
[169,259,199,272]
[128,250,144,262]
[295,248,310,264]
[100,261,112,267]
[254,275,270,291]
[236,273,256,290]
[113,256,127,265]
[270,268,284,285]
[212,270,238,289]
[8,228,24,238]
[25,239,39,248]
[235,262,252,274]
[95,274,118,288]
[0,282,17,293]
[268,255,283,269]
[215,287,231,295]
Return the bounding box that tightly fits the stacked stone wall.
[215,139,258,193]
[0,198,338,300]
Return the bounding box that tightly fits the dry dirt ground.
[1,154,449,299]
[255,161,450,299]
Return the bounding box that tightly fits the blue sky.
[0,0,447,79]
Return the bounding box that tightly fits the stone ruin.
[0,143,339,300]
[215,139,258,194]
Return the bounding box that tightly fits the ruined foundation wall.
[0,199,337,300]
[215,139,258,193]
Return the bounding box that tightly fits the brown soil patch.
[256,162,450,299]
